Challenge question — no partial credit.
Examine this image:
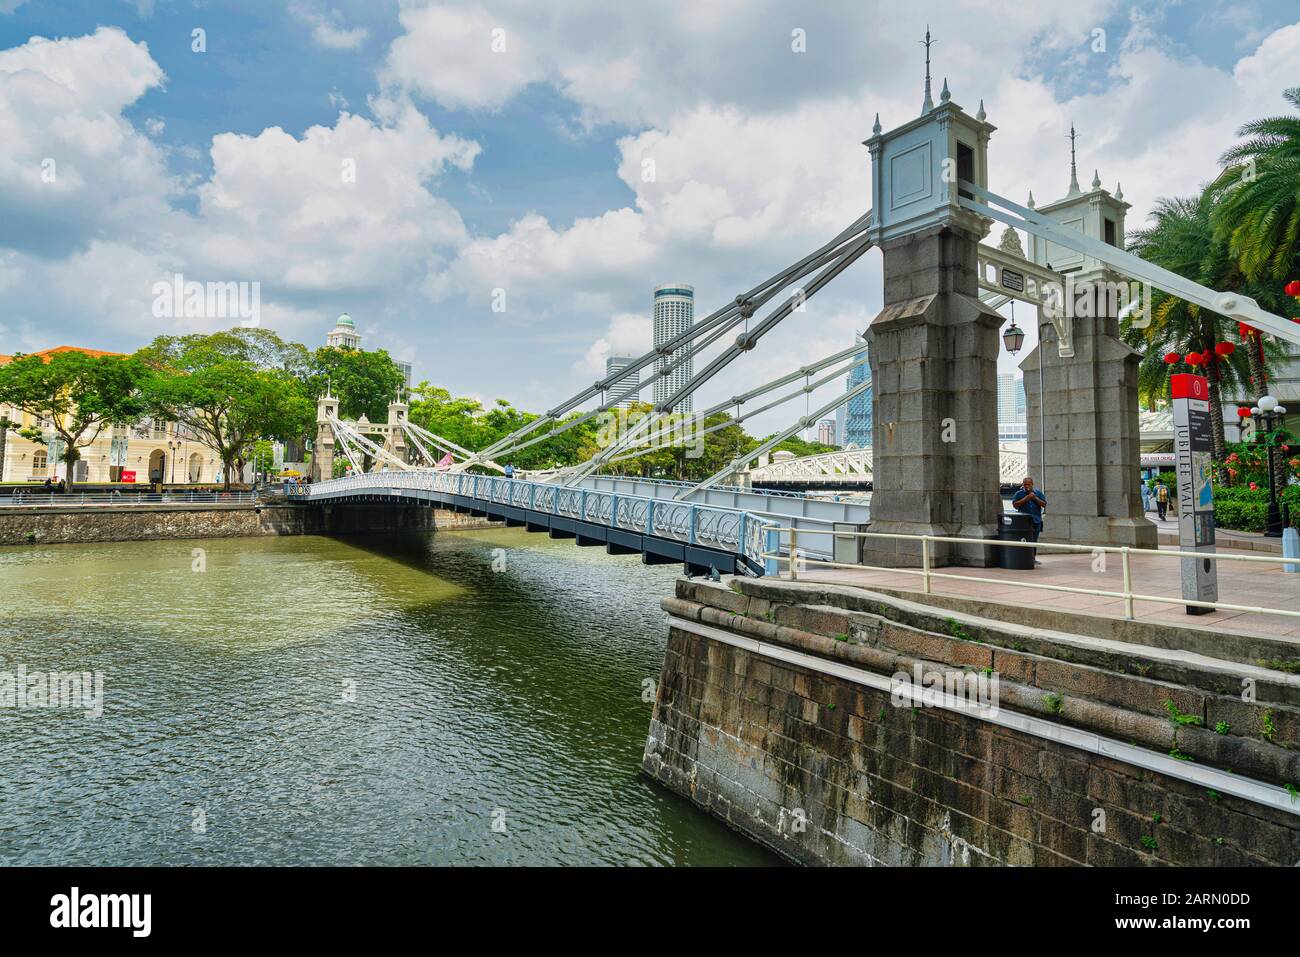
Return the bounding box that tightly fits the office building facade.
[605,355,641,409]
[652,284,694,413]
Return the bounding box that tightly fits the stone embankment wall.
[0,502,497,546]
[643,576,1300,866]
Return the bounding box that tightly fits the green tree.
[0,351,148,490]
[250,438,276,479]
[768,434,837,458]
[135,328,313,377]
[1207,87,1300,283]
[1125,195,1251,458]
[136,334,314,489]
[406,384,596,471]
[309,346,405,422]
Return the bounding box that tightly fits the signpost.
[1171,374,1217,614]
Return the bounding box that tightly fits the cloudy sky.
[1,0,1297,435]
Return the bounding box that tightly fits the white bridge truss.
[304,170,1295,562]
[961,180,1300,348]
[749,445,1029,487]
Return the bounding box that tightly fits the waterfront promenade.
[807,541,1300,641]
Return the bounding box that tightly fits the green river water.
[0,529,776,866]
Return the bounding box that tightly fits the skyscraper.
[817,419,836,445]
[652,284,694,413]
[997,373,1027,423]
[843,341,872,447]
[997,373,1028,442]
[605,355,640,409]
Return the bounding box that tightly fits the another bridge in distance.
[744,445,1030,492]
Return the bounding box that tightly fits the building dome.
[336,313,354,328]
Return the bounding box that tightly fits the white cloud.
[576,312,652,379]
[380,3,544,110]
[192,102,479,292]
[0,28,483,351]
[0,27,175,256]
[290,3,370,51]
[380,0,1120,127]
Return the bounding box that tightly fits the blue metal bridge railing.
[299,469,781,575]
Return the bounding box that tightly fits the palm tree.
[1126,195,1256,459]
[1207,87,1300,283]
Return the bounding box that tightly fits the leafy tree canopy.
[309,345,405,424]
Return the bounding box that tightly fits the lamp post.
[167,439,179,486]
[1250,394,1288,537]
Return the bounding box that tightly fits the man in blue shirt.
[1011,477,1047,564]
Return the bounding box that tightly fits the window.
[32,450,47,473]
[1104,218,1117,246]
[957,143,975,200]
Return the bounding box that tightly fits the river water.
[0,528,775,866]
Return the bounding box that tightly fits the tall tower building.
[997,373,1026,422]
[652,284,694,413]
[997,373,1028,442]
[843,341,872,447]
[605,355,641,409]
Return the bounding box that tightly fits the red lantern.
[1187,352,1205,367]
[1163,352,1180,364]
[1215,341,1235,356]
[1285,280,1300,296]
[1238,321,1255,338]
[1237,407,1251,418]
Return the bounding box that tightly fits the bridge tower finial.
[1067,122,1081,196]
[920,26,936,114]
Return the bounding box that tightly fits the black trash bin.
[997,512,1036,570]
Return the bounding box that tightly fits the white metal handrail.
[0,491,259,506]
[764,525,1300,622]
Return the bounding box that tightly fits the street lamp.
[1002,305,1025,354]
[1250,394,1288,537]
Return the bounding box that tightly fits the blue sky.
[1,0,1298,434]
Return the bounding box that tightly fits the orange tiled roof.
[0,346,124,365]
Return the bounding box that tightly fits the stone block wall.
[0,501,495,546]
[643,577,1300,866]
[0,504,318,545]
[864,225,1004,568]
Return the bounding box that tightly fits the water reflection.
[0,529,775,865]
